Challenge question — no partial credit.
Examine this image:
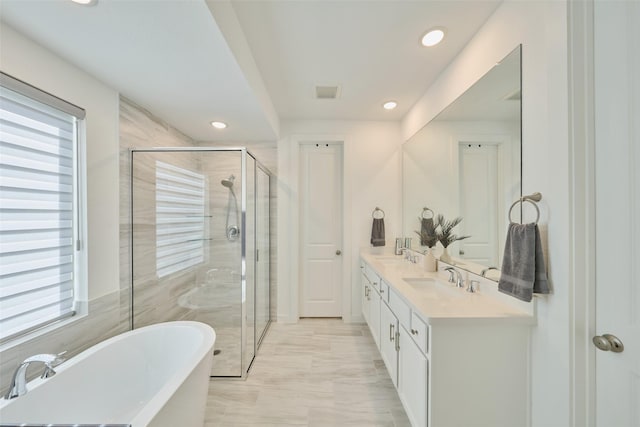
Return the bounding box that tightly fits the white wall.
[402,2,571,426]
[277,120,403,323]
[0,24,120,300]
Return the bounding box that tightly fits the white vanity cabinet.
[360,256,531,427]
[360,266,370,325]
[398,325,428,427]
[361,263,381,348]
[388,286,428,426]
[379,299,399,387]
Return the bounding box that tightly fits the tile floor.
[205,318,411,426]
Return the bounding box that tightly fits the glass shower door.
[256,166,270,344]
[131,149,244,377]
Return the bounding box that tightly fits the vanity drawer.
[410,312,429,355]
[388,287,411,329]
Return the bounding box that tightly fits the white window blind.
[155,161,206,278]
[0,76,82,342]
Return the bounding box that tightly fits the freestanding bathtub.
[0,321,215,427]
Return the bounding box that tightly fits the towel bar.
[421,207,434,219]
[372,207,385,219]
[508,192,542,224]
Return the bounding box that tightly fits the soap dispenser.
[424,248,437,272]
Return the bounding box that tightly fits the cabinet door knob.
[336,250,342,255]
[411,329,418,335]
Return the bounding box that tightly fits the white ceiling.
[231,1,502,121]
[0,0,276,141]
[0,0,502,141]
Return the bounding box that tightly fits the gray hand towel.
[371,218,385,247]
[420,218,435,246]
[498,223,549,302]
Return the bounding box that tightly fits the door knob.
[336,250,341,255]
[459,249,465,255]
[593,334,624,353]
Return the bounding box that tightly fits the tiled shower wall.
[119,96,278,335]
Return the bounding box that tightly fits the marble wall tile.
[0,291,129,395]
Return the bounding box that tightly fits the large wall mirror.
[402,45,521,280]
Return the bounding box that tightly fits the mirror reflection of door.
[401,45,521,277]
[458,142,499,266]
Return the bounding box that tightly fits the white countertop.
[360,251,535,326]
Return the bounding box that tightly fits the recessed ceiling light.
[383,101,398,110]
[71,0,98,5]
[421,28,445,47]
[210,121,227,129]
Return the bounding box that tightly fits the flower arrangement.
[435,214,470,248]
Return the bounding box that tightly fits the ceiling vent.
[314,85,341,100]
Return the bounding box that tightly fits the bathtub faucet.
[4,352,66,400]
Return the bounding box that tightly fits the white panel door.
[299,143,343,317]
[594,2,640,426]
[459,143,499,266]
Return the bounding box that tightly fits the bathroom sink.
[402,278,464,299]
[402,277,442,289]
[374,255,404,265]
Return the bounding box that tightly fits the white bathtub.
[0,321,215,427]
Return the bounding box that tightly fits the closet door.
[299,143,343,317]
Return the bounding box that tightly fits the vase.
[440,247,452,264]
[424,247,437,272]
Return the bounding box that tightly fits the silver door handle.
[389,324,395,342]
[593,334,624,353]
[336,250,342,255]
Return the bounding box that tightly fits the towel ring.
[372,207,385,219]
[421,207,434,219]
[508,198,540,224]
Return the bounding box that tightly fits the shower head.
[221,175,235,188]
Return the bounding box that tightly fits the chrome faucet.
[444,267,464,288]
[481,266,499,277]
[4,352,65,400]
[467,279,480,293]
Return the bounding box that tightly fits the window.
[0,72,85,342]
[155,160,206,278]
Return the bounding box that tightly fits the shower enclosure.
[130,148,271,377]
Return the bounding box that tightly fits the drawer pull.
[411,329,419,335]
[390,324,395,342]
